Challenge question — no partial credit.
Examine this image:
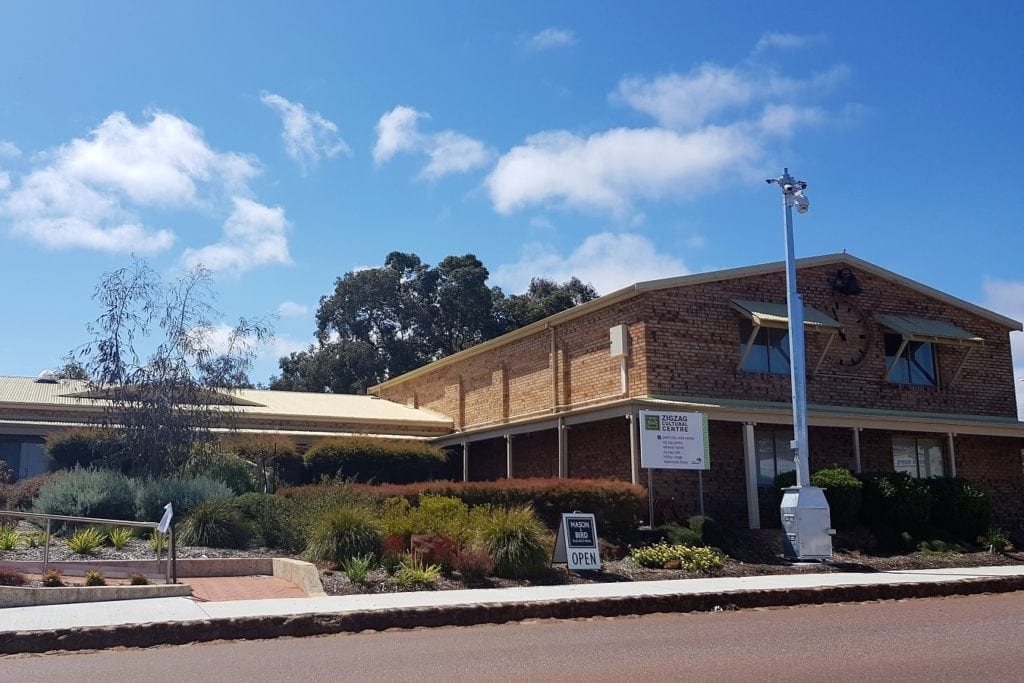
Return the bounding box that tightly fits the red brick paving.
[186,576,307,602]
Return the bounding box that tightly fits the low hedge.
[858,472,933,531]
[303,437,450,484]
[46,429,123,471]
[280,478,646,535]
[923,477,990,541]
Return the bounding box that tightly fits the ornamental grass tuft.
[304,505,381,566]
[475,505,548,579]
[66,527,106,555]
[177,500,254,549]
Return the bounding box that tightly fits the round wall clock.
[829,297,873,368]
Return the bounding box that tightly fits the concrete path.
[3,565,1023,634]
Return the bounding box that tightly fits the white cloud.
[615,64,848,130]
[260,92,349,172]
[487,125,761,216]
[982,279,1024,420]
[201,323,309,361]
[276,300,309,317]
[0,171,9,192]
[493,232,689,295]
[488,59,852,216]
[182,197,291,273]
[521,28,577,52]
[754,32,825,53]
[1,111,260,255]
[0,140,20,158]
[373,106,491,180]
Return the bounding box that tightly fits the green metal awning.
[875,314,985,346]
[731,299,842,330]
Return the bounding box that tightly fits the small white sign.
[639,410,709,470]
[552,513,601,571]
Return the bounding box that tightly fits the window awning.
[731,299,842,331]
[875,314,984,347]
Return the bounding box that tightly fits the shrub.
[177,500,254,549]
[303,437,449,484]
[410,534,460,572]
[342,554,374,584]
[34,469,135,525]
[475,505,548,579]
[654,523,702,547]
[232,493,302,551]
[452,547,494,581]
[380,534,408,573]
[407,496,472,543]
[46,429,122,471]
[686,515,724,547]
[182,448,257,495]
[858,472,932,531]
[24,531,47,548]
[84,570,106,586]
[108,527,135,550]
[811,468,863,528]
[281,478,646,536]
[66,527,106,554]
[0,524,19,550]
[0,566,27,586]
[980,528,1012,553]
[630,542,724,573]
[41,569,64,587]
[0,471,65,510]
[228,435,304,489]
[304,505,381,565]
[132,476,234,523]
[925,478,990,541]
[379,497,415,541]
[128,572,150,585]
[390,554,441,589]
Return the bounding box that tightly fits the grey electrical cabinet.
[780,486,834,560]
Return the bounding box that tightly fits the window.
[755,427,796,486]
[885,334,936,385]
[892,436,944,478]
[739,320,790,374]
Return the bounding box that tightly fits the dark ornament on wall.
[829,268,862,296]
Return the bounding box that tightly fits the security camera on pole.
[766,169,834,561]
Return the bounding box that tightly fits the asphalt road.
[5,592,1024,682]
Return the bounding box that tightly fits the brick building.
[371,253,1024,529]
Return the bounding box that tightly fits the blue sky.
[1,2,1022,412]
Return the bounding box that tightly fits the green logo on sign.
[644,415,660,430]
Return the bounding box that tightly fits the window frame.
[739,319,791,375]
[884,333,938,386]
[892,435,945,479]
[755,426,796,487]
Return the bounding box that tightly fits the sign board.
[552,513,601,571]
[639,410,709,470]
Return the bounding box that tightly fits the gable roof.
[371,252,1021,392]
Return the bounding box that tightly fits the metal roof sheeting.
[874,314,985,346]
[731,299,842,330]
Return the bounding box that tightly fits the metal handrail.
[0,509,175,584]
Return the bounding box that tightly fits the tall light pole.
[767,168,833,560]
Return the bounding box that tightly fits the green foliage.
[232,493,302,551]
[0,524,19,550]
[342,554,374,584]
[282,478,646,536]
[0,567,27,586]
[131,476,233,522]
[858,472,932,531]
[917,539,967,555]
[686,515,724,547]
[66,527,106,554]
[228,435,304,490]
[108,527,135,550]
[630,542,724,573]
[46,429,123,471]
[304,505,382,565]
[303,437,449,484]
[475,505,548,579]
[24,531,47,548]
[150,530,166,553]
[379,496,415,541]
[390,554,441,589]
[924,478,990,541]
[84,570,107,586]
[182,448,257,495]
[177,500,254,549]
[407,496,472,544]
[128,572,150,585]
[654,523,702,547]
[41,569,64,587]
[980,528,1011,554]
[33,468,135,525]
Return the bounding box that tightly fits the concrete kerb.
[3,572,1024,655]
